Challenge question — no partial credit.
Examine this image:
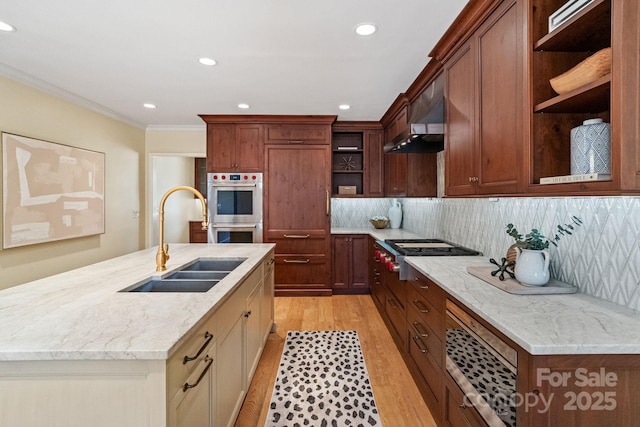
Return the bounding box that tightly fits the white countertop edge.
[405,256,640,355]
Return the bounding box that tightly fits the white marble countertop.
[0,244,274,362]
[331,227,423,241]
[406,256,640,355]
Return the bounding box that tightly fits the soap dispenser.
[388,199,402,229]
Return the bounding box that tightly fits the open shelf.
[534,74,610,113]
[534,0,611,51]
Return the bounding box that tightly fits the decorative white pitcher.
[514,247,550,286]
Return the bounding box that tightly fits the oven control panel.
[209,173,263,184]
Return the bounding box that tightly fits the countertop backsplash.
[332,196,640,311]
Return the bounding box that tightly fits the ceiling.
[0,0,467,128]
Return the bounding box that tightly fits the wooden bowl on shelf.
[549,47,611,95]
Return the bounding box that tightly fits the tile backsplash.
[332,196,640,311]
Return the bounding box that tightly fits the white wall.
[145,127,206,248]
[0,76,145,289]
[150,156,198,246]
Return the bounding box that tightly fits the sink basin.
[120,258,246,293]
[164,271,229,280]
[179,258,246,272]
[125,279,218,293]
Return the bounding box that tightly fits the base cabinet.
[331,234,368,294]
[371,263,640,426]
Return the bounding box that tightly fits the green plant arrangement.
[506,216,583,250]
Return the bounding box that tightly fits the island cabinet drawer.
[408,325,442,405]
[406,283,445,341]
[408,268,445,314]
[265,230,328,254]
[265,124,330,145]
[406,306,443,368]
[167,318,217,398]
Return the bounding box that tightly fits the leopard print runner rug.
[265,330,382,427]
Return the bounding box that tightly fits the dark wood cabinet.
[527,0,640,194]
[201,122,263,172]
[369,237,386,310]
[444,0,524,196]
[381,97,437,198]
[372,262,640,426]
[188,221,208,243]
[331,122,384,197]
[265,124,330,145]
[331,234,368,294]
[263,119,334,296]
[364,130,385,196]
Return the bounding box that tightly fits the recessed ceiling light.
[355,23,377,36]
[143,103,157,109]
[339,104,351,110]
[237,103,250,109]
[0,21,16,32]
[198,57,217,66]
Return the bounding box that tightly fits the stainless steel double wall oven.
[207,172,263,243]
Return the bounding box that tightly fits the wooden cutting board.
[467,266,577,295]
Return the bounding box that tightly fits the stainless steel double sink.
[121,258,246,293]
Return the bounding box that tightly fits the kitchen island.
[0,243,275,427]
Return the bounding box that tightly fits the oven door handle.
[211,183,257,188]
[211,223,257,229]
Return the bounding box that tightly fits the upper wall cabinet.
[528,0,640,194]
[432,0,640,196]
[200,120,264,172]
[331,122,384,197]
[443,0,525,196]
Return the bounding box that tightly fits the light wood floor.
[234,295,438,427]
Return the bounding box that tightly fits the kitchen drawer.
[406,305,443,367]
[408,328,442,405]
[385,293,407,350]
[265,230,328,254]
[406,282,445,342]
[166,317,216,397]
[385,270,406,310]
[408,268,445,314]
[444,379,485,427]
[274,255,328,290]
[371,269,386,309]
[265,124,330,145]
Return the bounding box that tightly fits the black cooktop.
[384,239,481,256]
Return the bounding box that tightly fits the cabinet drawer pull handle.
[283,234,310,239]
[459,403,468,409]
[413,299,429,314]
[267,258,275,265]
[183,355,213,392]
[387,298,397,309]
[413,277,428,290]
[412,321,429,338]
[412,336,428,353]
[183,331,213,365]
[283,258,310,264]
[287,140,305,144]
[244,310,252,318]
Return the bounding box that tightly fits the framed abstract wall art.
[2,133,105,249]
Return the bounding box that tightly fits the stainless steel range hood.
[384,73,445,154]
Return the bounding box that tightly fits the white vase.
[514,247,550,286]
[388,199,402,229]
[570,118,611,175]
